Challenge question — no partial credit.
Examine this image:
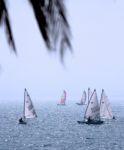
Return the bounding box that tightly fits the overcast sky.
[0,0,124,103]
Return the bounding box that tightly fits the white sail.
[24,89,37,119]
[59,90,66,105]
[100,89,113,119]
[88,88,92,103]
[80,90,87,104]
[84,89,100,120]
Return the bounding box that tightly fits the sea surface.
[0,100,124,150]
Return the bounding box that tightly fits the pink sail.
[58,90,66,105]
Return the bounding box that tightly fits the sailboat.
[100,89,115,120]
[19,88,37,124]
[76,90,86,105]
[57,90,66,105]
[77,89,103,125]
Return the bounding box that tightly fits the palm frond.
[0,0,71,59]
[0,0,16,52]
[29,0,50,49]
[0,0,4,23]
[29,0,72,60]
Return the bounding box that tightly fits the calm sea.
[0,100,124,150]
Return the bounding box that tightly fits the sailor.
[87,117,92,123]
[19,117,26,124]
[113,116,116,120]
[19,117,23,123]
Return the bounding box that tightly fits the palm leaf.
[0,0,71,59]
[0,0,16,52]
[29,0,50,49]
[0,0,4,23]
[29,0,72,59]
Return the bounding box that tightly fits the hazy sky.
[0,0,124,103]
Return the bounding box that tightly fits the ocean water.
[0,101,124,150]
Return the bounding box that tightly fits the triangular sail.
[59,90,66,105]
[24,88,37,119]
[84,89,100,120]
[80,90,87,104]
[100,89,113,119]
[88,88,92,103]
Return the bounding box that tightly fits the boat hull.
[77,120,104,125]
[76,103,86,105]
[19,121,27,125]
[57,104,66,105]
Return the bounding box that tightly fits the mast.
[84,89,94,119]
[23,88,26,120]
[100,89,104,107]
[88,88,91,103]
[84,90,86,104]
[88,88,90,102]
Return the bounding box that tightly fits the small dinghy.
[57,90,66,105]
[19,88,37,124]
[76,90,87,105]
[100,89,115,120]
[77,89,104,125]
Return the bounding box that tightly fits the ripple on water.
[0,102,124,150]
